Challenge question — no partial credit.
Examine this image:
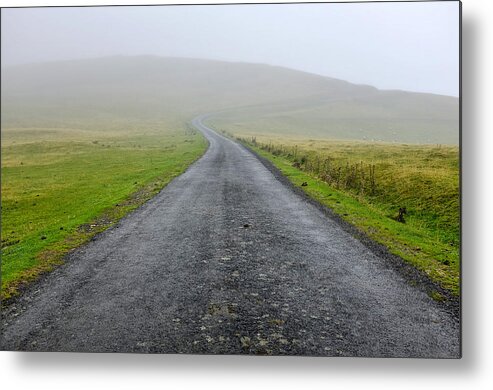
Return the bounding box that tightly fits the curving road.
[1,115,460,357]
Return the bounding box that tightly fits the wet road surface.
[1,115,460,357]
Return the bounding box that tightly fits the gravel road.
[1,115,460,357]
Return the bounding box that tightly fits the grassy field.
[1,122,207,300]
[209,127,459,297]
[209,91,459,145]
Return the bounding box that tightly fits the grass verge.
[234,136,459,297]
[1,124,207,301]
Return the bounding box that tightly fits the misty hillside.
[209,90,459,144]
[1,56,459,144]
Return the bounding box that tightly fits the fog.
[1,2,459,96]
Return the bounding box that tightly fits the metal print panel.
[0,1,461,357]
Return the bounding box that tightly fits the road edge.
[237,140,460,319]
[0,131,211,310]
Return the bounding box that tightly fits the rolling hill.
[1,55,459,144]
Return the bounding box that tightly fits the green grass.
[228,133,459,296]
[1,123,207,300]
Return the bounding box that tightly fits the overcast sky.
[1,2,460,96]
